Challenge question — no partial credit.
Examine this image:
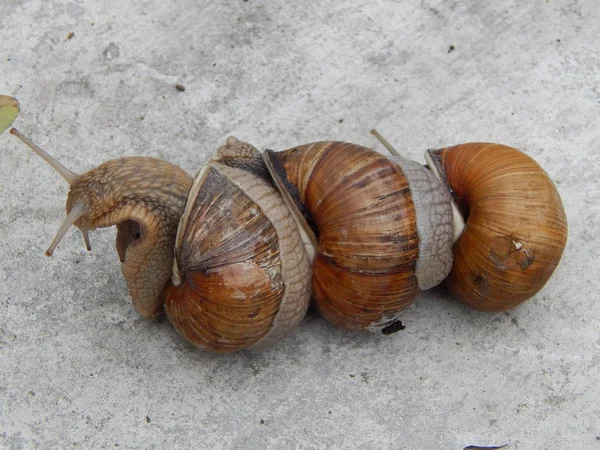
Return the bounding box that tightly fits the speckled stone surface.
[1,1,598,448]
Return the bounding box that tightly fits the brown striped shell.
[264,142,454,332]
[426,143,568,311]
[164,140,312,353]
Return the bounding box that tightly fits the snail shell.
[164,139,312,352]
[426,142,568,311]
[264,141,454,331]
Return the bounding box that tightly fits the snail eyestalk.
[46,204,89,256]
[370,129,400,156]
[10,128,79,185]
[225,135,241,147]
[81,229,92,251]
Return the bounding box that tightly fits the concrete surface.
[1,1,598,448]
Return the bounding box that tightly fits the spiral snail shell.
[165,138,312,352]
[426,142,568,311]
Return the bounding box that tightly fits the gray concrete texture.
[0,0,598,448]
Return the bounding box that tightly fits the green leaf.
[0,95,20,135]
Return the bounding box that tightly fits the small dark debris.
[381,320,405,335]
[145,415,151,423]
[175,84,186,92]
[338,118,344,123]
[349,374,355,378]
[448,45,455,53]
[259,419,265,424]
[67,32,75,40]
[328,411,332,414]
[556,39,561,42]
[463,445,507,450]
[140,116,145,121]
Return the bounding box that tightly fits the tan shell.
[427,142,568,311]
[164,147,312,353]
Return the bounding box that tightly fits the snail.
[9,129,312,353]
[8,126,568,351]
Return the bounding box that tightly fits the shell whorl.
[427,142,568,311]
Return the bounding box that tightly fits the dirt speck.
[381,320,405,334]
[102,43,120,60]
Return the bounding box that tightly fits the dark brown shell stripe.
[267,142,420,330]
[264,145,321,237]
[165,166,284,353]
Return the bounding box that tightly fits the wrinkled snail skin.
[62,157,193,318]
[426,142,568,311]
[164,142,312,353]
[263,141,455,331]
[386,155,455,290]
